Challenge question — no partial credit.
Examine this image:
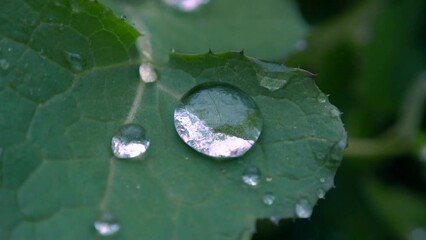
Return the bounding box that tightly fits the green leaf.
[100,0,309,62]
[0,0,345,239]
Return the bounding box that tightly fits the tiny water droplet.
[295,198,313,218]
[259,76,288,91]
[139,63,157,83]
[111,124,150,159]
[263,192,275,206]
[266,177,273,182]
[319,177,326,183]
[0,59,10,71]
[330,132,348,160]
[63,51,85,72]
[136,185,141,190]
[174,82,263,159]
[120,15,127,20]
[317,188,325,199]
[242,166,261,186]
[7,48,12,52]
[317,94,327,103]
[94,212,120,236]
[330,108,341,118]
[164,0,210,12]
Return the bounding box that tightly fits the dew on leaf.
[295,198,313,218]
[164,0,210,12]
[94,212,120,236]
[317,93,327,103]
[263,192,275,206]
[317,188,325,199]
[259,76,288,91]
[174,82,263,159]
[330,108,341,118]
[266,177,273,182]
[319,177,326,183]
[139,63,157,83]
[63,51,85,72]
[242,166,261,186]
[111,123,150,159]
[330,132,348,160]
[0,59,10,71]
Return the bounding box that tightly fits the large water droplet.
[94,212,120,236]
[139,63,157,83]
[0,59,10,71]
[259,76,288,91]
[174,82,263,159]
[64,51,85,72]
[164,0,209,12]
[295,198,313,218]
[111,124,150,159]
[242,166,261,186]
[263,192,275,206]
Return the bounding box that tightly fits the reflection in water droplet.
[174,82,263,158]
[111,124,150,159]
[263,192,275,206]
[139,63,157,83]
[94,212,120,236]
[164,0,209,12]
[259,76,288,91]
[0,59,10,71]
[319,177,326,183]
[64,51,85,72]
[317,188,325,199]
[242,166,261,186]
[295,198,313,218]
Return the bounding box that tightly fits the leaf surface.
[0,0,345,239]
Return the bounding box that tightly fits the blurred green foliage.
[254,0,426,239]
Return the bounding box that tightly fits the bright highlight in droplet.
[174,82,263,159]
[94,212,120,236]
[164,0,209,12]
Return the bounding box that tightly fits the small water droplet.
[295,198,313,218]
[319,177,326,183]
[139,63,157,83]
[7,48,12,52]
[330,108,341,118]
[111,124,150,159]
[174,82,263,159]
[263,192,275,206]
[120,15,127,20]
[136,185,141,190]
[317,188,325,199]
[94,212,120,236]
[0,59,10,71]
[330,132,348,160]
[317,94,327,103]
[265,177,272,182]
[259,76,288,91]
[63,51,85,72]
[242,166,261,187]
[164,0,209,12]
